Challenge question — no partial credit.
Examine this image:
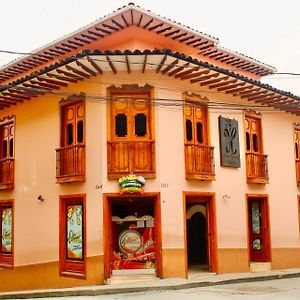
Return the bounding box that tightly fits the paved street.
[18,277,300,300]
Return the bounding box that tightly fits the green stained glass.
[251,202,261,234]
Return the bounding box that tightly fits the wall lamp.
[222,194,231,201]
[37,195,44,202]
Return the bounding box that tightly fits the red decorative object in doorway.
[111,219,155,270]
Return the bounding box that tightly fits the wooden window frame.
[183,93,211,145]
[0,199,14,269]
[244,113,269,184]
[0,116,15,190]
[56,94,86,183]
[183,93,215,181]
[244,114,264,154]
[59,194,86,279]
[293,124,300,186]
[59,94,86,147]
[107,84,156,179]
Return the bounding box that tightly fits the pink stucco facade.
[0,4,299,292]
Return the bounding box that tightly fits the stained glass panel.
[1,207,12,253]
[66,204,83,260]
[251,201,261,234]
[252,238,262,251]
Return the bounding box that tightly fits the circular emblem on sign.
[118,230,142,254]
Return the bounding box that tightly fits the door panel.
[248,198,270,262]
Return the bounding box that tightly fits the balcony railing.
[246,153,269,184]
[185,144,215,180]
[56,144,85,183]
[107,140,155,178]
[0,158,14,190]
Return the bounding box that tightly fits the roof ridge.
[216,45,276,72]
[0,3,276,78]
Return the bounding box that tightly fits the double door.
[104,195,162,279]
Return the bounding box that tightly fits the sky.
[0,0,300,95]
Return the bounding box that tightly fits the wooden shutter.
[244,116,262,153]
[0,122,14,160]
[61,102,84,146]
[184,101,208,145]
[111,92,151,141]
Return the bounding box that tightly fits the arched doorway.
[186,204,208,269]
[184,194,217,276]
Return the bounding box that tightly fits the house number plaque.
[218,116,241,168]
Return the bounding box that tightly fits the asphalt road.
[20,277,300,300]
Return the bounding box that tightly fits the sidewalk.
[1,268,300,299]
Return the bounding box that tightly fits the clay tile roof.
[0,3,276,83]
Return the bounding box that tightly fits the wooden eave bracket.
[0,51,296,114]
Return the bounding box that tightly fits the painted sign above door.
[118,174,145,194]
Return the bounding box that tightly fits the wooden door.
[103,196,113,280]
[154,195,162,278]
[206,200,216,272]
[248,197,270,262]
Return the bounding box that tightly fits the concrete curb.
[1,271,300,299]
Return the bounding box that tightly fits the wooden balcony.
[107,140,155,179]
[0,158,14,190]
[185,144,215,180]
[56,144,85,183]
[246,153,269,184]
[296,159,300,186]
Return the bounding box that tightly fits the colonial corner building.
[0,3,300,292]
